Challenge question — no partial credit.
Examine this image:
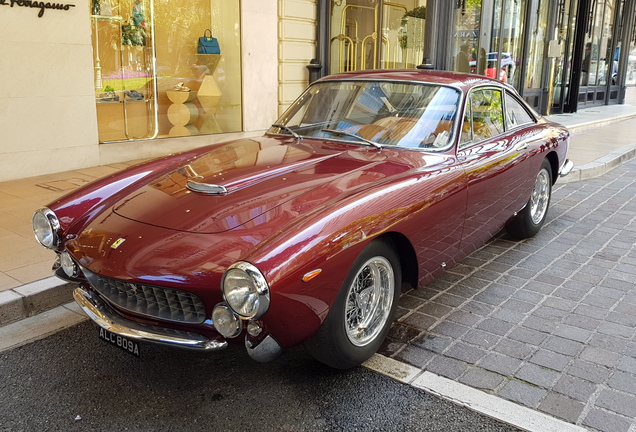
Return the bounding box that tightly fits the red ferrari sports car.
[33,70,572,369]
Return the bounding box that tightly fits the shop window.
[91,0,241,143]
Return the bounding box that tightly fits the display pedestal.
[195,54,222,134]
[166,90,198,136]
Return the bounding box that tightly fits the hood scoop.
[186,180,228,195]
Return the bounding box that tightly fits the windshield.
[268,80,461,150]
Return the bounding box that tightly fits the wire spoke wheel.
[344,256,394,347]
[530,168,550,225]
[305,239,401,369]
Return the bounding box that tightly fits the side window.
[470,89,504,142]
[505,93,535,129]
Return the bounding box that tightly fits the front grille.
[84,270,207,324]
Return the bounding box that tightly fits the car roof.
[316,69,505,92]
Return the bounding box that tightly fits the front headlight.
[221,262,270,319]
[32,207,61,249]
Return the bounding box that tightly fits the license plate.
[99,327,140,357]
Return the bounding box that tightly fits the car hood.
[112,138,396,234]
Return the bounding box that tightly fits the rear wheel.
[507,158,552,239]
[306,239,401,369]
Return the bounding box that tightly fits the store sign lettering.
[0,0,76,18]
[454,30,478,38]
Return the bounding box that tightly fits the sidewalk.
[2,103,636,326]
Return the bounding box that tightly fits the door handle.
[515,143,529,151]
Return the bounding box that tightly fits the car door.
[456,87,532,254]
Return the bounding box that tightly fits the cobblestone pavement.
[380,159,636,432]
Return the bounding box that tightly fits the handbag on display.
[197,29,221,55]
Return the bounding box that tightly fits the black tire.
[507,158,553,239]
[305,239,401,369]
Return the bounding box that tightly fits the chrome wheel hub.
[345,257,394,347]
[530,168,550,225]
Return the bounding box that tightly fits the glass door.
[91,0,158,142]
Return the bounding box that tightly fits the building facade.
[2,0,636,181]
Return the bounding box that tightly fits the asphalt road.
[0,321,520,432]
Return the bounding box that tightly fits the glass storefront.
[452,1,526,87]
[329,0,427,74]
[90,0,242,143]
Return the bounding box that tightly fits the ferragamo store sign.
[0,0,75,18]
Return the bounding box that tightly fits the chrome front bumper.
[73,286,228,351]
[559,159,574,177]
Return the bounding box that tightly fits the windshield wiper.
[320,128,383,149]
[271,124,302,141]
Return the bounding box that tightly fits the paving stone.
[573,303,609,320]
[529,349,571,372]
[425,355,469,380]
[515,363,560,387]
[613,301,636,316]
[595,389,636,418]
[477,352,522,376]
[538,392,585,423]
[567,359,612,384]
[512,288,544,303]
[444,341,487,364]
[553,374,597,402]
[435,293,465,307]
[563,313,601,331]
[401,312,437,331]
[617,356,636,374]
[552,287,586,302]
[588,333,629,353]
[497,379,547,408]
[418,301,453,318]
[411,333,453,353]
[378,338,405,358]
[493,338,536,360]
[523,315,559,333]
[398,294,428,309]
[391,344,436,368]
[508,326,548,346]
[597,321,636,339]
[460,301,495,317]
[462,328,500,349]
[543,335,584,356]
[607,371,636,395]
[580,347,621,368]
[430,321,470,339]
[458,367,504,391]
[387,322,422,344]
[606,311,636,327]
[445,309,481,327]
[501,298,535,313]
[489,307,525,324]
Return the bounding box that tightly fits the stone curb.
[560,142,636,183]
[0,277,75,327]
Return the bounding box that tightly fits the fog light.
[60,252,80,278]
[212,304,242,338]
[247,321,263,337]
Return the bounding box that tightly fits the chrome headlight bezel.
[221,261,270,320]
[32,207,61,249]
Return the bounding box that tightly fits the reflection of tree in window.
[470,89,504,141]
